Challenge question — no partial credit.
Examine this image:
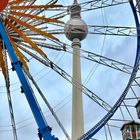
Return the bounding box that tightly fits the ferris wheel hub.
[64,1,88,41]
[0,0,8,12]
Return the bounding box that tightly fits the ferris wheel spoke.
[2,45,18,140]
[119,107,126,122]
[23,37,133,74]
[35,42,64,51]
[9,0,25,5]
[107,124,121,129]
[12,36,46,43]
[27,21,47,28]
[34,37,133,76]
[18,10,43,25]
[19,51,30,62]
[16,0,37,16]
[49,10,68,19]
[11,4,64,10]
[48,41,133,74]
[131,79,139,87]
[110,118,131,122]
[11,5,66,14]
[133,78,140,87]
[18,4,66,22]
[87,25,137,36]
[108,104,134,126]
[23,37,46,41]
[131,77,140,95]
[46,0,58,5]
[23,68,70,140]
[79,0,128,12]
[18,40,64,52]
[14,22,48,32]
[106,123,113,140]
[6,20,49,59]
[78,66,139,139]
[1,35,29,71]
[122,101,134,120]
[78,49,133,74]
[18,45,112,111]
[104,125,108,140]
[7,15,60,41]
[124,97,138,100]
[129,86,139,99]
[17,42,35,51]
[120,104,135,107]
[8,35,29,70]
[46,25,137,37]
[46,29,64,34]
[118,78,140,119]
[10,11,64,24]
[23,26,48,33]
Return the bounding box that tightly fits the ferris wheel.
[0,0,140,140]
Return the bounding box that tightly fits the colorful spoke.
[0,0,140,140]
[0,0,65,140]
[0,0,64,73]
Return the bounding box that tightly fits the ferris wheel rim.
[0,0,139,140]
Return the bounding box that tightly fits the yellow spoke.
[9,15,60,41]
[10,11,64,24]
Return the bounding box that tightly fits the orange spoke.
[9,15,60,41]
[0,45,6,78]
[6,19,48,59]
[10,11,64,24]
[8,35,29,71]
[11,4,63,9]
[9,0,24,5]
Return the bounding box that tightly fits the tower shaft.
[72,38,84,140]
[64,0,88,139]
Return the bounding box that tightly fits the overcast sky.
[0,0,139,140]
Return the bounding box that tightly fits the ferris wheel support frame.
[0,20,57,140]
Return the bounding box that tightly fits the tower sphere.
[0,0,8,12]
[64,17,88,41]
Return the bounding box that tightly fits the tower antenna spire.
[73,0,78,4]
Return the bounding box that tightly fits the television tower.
[64,0,88,139]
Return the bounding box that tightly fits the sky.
[0,0,140,140]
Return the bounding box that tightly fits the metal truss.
[24,68,70,140]
[47,25,138,37]
[50,0,128,19]
[79,0,128,12]
[88,25,137,36]
[74,49,133,74]
[18,45,112,111]
[27,38,133,74]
